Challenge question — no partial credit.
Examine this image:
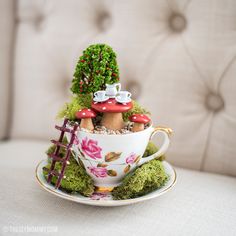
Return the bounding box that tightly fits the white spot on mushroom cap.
[133,116,137,119]
[102,107,106,110]
[108,101,112,104]
[82,112,86,115]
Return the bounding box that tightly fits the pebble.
[78,123,134,135]
[80,128,93,133]
[70,120,150,135]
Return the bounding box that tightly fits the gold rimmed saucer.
[36,160,177,207]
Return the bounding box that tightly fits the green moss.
[71,44,120,95]
[112,159,168,200]
[143,141,165,161]
[43,158,94,197]
[143,141,158,157]
[123,100,150,122]
[57,94,92,120]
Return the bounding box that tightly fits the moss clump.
[112,159,168,200]
[71,44,120,95]
[143,141,158,157]
[43,158,94,196]
[44,139,94,196]
[57,94,92,120]
[122,100,150,122]
[143,141,165,161]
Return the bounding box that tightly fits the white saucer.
[115,97,132,104]
[93,96,109,102]
[36,160,177,207]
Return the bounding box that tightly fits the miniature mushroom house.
[75,108,96,131]
[92,98,133,130]
[129,114,150,132]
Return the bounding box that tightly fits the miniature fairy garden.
[42,44,172,200]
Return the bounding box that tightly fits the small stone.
[80,127,92,133]
[77,119,147,135]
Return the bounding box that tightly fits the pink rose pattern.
[81,137,102,160]
[78,137,140,180]
[126,152,137,164]
[90,192,112,200]
[88,166,107,178]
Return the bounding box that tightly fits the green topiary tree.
[71,44,120,94]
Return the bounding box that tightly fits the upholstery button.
[206,93,224,112]
[126,80,141,100]
[34,14,45,30]
[97,12,111,31]
[169,14,186,32]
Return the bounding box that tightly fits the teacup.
[116,91,131,102]
[66,124,172,191]
[94,91,107,101]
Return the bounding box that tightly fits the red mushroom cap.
[75,108,96,119]
[129,114,150,124]
[92,98,132,113]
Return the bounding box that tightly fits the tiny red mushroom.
[129,114,151,132]
[92,98,133,130]
[75,108,96,131]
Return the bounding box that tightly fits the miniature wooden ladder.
[45,119,78,189]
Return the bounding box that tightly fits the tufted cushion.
[11,0,236,176]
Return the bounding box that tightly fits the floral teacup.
[67,124,172,191]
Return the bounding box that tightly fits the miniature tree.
[71,44,120,95]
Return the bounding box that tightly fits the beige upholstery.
[2,0,234,176]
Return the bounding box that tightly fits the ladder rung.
[55,125,75,134]
[48,154,72,163]
[46,169,60,177]
[48,154,65,162]
[51,139,67,148]
[51,170,60,177]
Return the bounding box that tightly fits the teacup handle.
[137,126,173,166]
